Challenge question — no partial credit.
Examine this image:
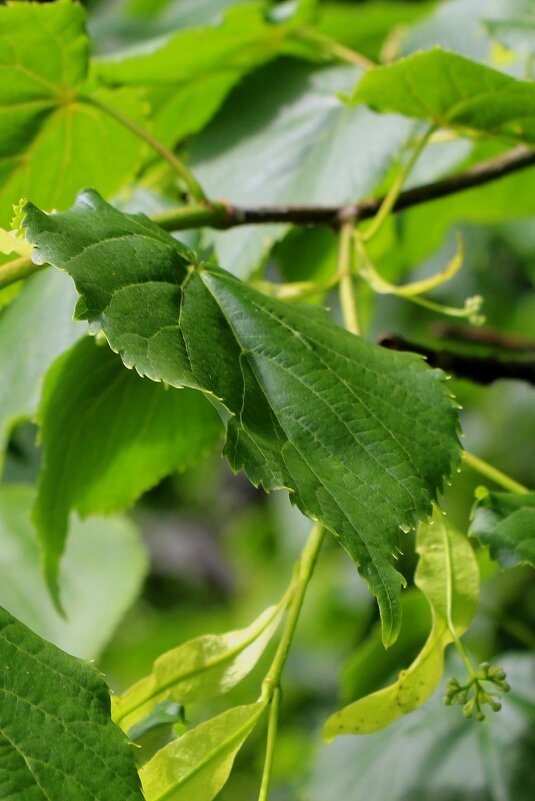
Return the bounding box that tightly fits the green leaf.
[92,2,316,148]
[311,653,535,801]
[0,270,84,470]
[190,61,412,276]
[140,702,266,801]
[350,47,535,143]
[112,603,284,733]
[324,508,479,738]
[0,0,146,225]
[0,604,144,801]
[0,484,147,660]
[33,335,222,606]
[23,190,461,646]
[470,489,535,569]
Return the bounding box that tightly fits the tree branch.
[379,333,535,386]
[153,145,535,231]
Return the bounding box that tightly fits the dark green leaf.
[470,488,535,569]
[0,270,84,470]
[0,604,144,800]
[350,47,535,143]
[23,190,461,645]
[0,484,147,659]
[33,335,222,605]
[139,702,266,801]
[0,1,146,225]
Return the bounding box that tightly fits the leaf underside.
[23,190,461,645]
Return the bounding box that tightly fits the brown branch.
[379,333,535,386]
[154,145,535,231]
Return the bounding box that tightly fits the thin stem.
[362,125,434,242]
[298,28,375,69]
[0,255,44,289]
[257,524,325,800]
[257,687,281,801]
[338,224,360,335]
[463,451,529,494]
[82,95,207,202]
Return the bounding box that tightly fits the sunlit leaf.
[323,508,479,738]
[140,702,266,801]
[0,605,144,800]
[113,603,283,733]
[33,335,222,606]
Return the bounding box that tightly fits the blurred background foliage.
[2,1,535,799]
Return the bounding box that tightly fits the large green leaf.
[33,335,222,604]
[92,2,316,148]
[22,190,461,645]
[113,603,284,733]
[0,270,84,471]
[0,0,146,225]
[0,604,144,800]
[0,484,147,660]
[140,702,266,801]
[470,489,535,569]
[324,509,479,738]
[311,654,535,801]
[350,47,535,143]
[190,61,412,276]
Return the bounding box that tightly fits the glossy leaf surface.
[0,605,144,801]
[23,190,461,645]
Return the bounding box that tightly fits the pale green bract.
[0,605,144,801]
[324,508,479,738]
[22,190,461,646]
[349,47,535,143]
[140,702,266,801]
[113,603,284,733]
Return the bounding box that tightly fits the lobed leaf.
[324,508,479,738]
[33,335,222,606]
[140,702,266,801]
[470,488,535,569]
[23,190,461,645]
[0,604,144,801]
[0,1,146,225]
[113,603,284,733]
[0,484,147,660]
[349,47,535,143]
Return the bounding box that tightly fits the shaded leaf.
[324,509,479,738]
[33,335,222,605]
[0,605,144,801]
[190,61,412,276]
[470,488,535,569]
[140,702,266,801]
[0,484,147,660]
[0,1,146,225]
[23,190,461,645]
[350,47,535,143]
[0,270,84,470]
[311,654,535,801]
[113,603,283,733]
